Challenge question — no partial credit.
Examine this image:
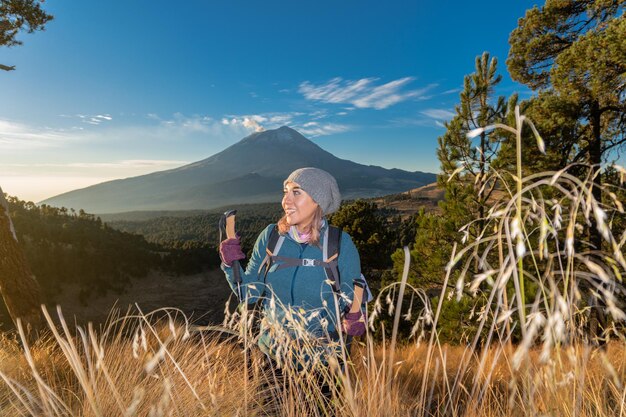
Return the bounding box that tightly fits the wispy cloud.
[294,122,350,137]
[60,113,113,125]
[0,109,352,156]
[154,113,216,134]
[299,77,436,110]
[421,109,455,120]
[78,114,246,148]
[221,112,306,133]
[124,112,259,141]
[221,112,351,137]
[222,115,266,132]
[309,110,329,120]
[0,119,75,150]
[0,113,247,152]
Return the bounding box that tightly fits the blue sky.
[0,0,540,202]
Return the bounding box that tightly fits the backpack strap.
[323,225,342,294]
[271,256,335,269]
[258,225,285,277]
[259,224,343,294]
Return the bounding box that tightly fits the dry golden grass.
[377,341,626,416]
[0,311,259,416]
[1,310,625,417]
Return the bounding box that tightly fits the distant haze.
[41,126,437,213]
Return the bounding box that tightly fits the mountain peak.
[241,125,308,145]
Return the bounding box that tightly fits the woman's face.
[282,181,318,231]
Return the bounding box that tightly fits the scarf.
[287,219,326,244]
[288,225,312,243]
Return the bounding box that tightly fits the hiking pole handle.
[224,210,237,240]
[349,283,364,313]
[221,210,243,300]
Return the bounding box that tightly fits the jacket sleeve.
[337,231,362,311]
[221,224,274,302]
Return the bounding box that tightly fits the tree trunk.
[589,100,603,251]
[587,100,607,345]
[0,188,44,335]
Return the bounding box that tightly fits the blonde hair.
[277,205,324,247]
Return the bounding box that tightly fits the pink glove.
[219,237,245,267]
[342,310,366,337]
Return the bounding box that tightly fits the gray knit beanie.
[284,167,341,215]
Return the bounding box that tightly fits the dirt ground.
[48,268,234,328]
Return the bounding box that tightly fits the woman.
[219,167,366,365]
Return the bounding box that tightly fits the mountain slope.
[42,126,436,213]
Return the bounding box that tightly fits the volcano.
[41,126,436,213]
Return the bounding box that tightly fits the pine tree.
[507,0,626,250]
[396,53,515,285]
[495,91,584,176]
[1,0,53,71]
[438,52,516,246]
[387,54,517,343]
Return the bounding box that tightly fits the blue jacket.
[221,221,361,356]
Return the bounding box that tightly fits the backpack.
[259,224,343,294]
[258,225,371,302]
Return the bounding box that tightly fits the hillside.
[1,196,225,328]
[372,182,445,218]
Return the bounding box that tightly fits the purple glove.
[342,310,366,337]
[219,237,245,267]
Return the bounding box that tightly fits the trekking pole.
[219,209,252,414]
[219,210,243,301]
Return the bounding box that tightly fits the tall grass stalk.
[388,246,411,383]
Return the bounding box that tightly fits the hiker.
[219,167,367,368]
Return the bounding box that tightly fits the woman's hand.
[342,309,366,337]
[219,236,245,267]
